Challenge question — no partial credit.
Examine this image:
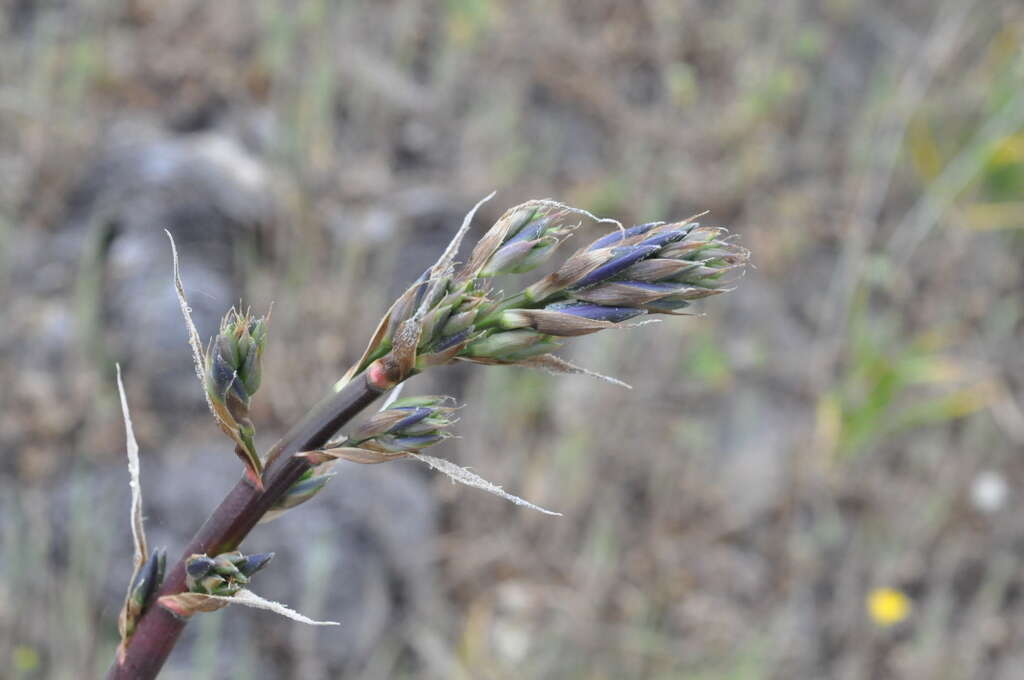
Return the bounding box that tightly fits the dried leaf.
[390,318,423,379]
[158,592,231,617]
[116,366,147,573]
[230,589,340,625]
[116,365,147,647]
[166,230,217,418]
[519,354,633,389]
[409,453,561,516]
[416,190,495,318]
[337,296,399,388]
[528,198,626,232]
[158,590,339,625]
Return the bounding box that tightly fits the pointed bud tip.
[238,552,275,577]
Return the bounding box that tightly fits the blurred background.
[2,1,1024,678]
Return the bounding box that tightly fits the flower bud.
[371,433,445,452]
[335,395,457,459]
[236,552,274,577]
[480,213,565,277]
[500,303,644,336]
[618,258,703,282]
[570,244,659,290]
[186,555,216,581]
[635,226,691,249]
[644,299,692,313]
[586,222,661,251]
[648,286,726,303]
[122,548,166,639]
[212,552,247,582]
[390,395,450,408]
[440,306,477,338]
[479,240,539,277]
[574,281,684,307]
[463,329,549,359]
[186,551,272,595]
[425,329,473,356]
[262,468,335,523]
[205,308,270,488]
[502,207,540,240]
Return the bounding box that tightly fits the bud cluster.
[475,205,575,277]
[185,551,274,597]
[205,309,269,487]
[273,396,458,519]
[344,202,581,388]
[302,395,457,466]
[344,200,747,384]
[349,395,457,451]
[461,218,748,363]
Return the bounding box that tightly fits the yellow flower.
[867,587,911,627]
[12,645,40,672]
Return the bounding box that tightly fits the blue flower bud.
[388,406,434,433]
[236,552,274,577]
[586,222,661,251]
[637,227,690,249]
[186,555,216,580]
[545,302,644,323]
[502,215,552,246]
[571,244,659,289]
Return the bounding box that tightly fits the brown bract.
[301,447,410,465]
[502,308,627,337]
[458,204,539,282]
[525,249,609,302]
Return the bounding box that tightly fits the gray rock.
[65,120,274,413]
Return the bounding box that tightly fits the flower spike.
[205,308,270,488]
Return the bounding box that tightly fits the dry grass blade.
[230,589,340,625]
[116,364,147,573]
[166,230,216,417]
[415,190,496,320]
[158,590,340,625]
[519,354,632,389]
[115,364,147,648]
[409,453,562,516]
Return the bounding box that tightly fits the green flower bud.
[204,308,270,488]
[185,550,271,596]
[236,552,274,577]
[122,548,166,639]
[261,468,336,523]
[463,329,549,359]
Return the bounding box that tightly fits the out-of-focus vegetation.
[2,1,1023,678]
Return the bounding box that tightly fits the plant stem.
[107,373,385,680]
